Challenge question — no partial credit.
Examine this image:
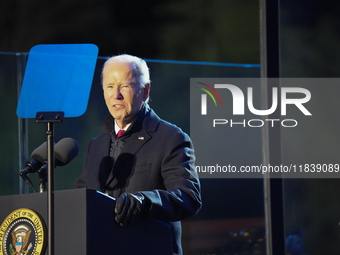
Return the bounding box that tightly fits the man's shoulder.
[159,117,184,133]
[147,109,189,140]
[90,131,110,145]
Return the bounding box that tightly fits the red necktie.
[117,130,125,139]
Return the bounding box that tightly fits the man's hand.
[114,192,150,227]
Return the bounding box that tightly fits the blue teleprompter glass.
[16,44,98,118]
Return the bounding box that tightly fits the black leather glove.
[114,192,150,227]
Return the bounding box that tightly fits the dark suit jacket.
[75,104,202,255]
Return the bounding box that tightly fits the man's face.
[103,62,149,128]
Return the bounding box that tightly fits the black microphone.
[55,137,80,166]
[20,138,80,192]
[20,142,48,192]
[37,138,79,192]
[20,142,47,175]
[37,137,79,192]
[37,137,79,172]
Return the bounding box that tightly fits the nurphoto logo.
[196,80,312,128]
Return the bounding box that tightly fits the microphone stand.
[36,111,64,255]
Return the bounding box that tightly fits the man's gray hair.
[102,54,151,88]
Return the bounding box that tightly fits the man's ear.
[144,83,150,100]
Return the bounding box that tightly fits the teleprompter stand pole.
[260,0,285,254]
[36,111,64,255]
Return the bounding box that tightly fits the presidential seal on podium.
[0,208,46,255]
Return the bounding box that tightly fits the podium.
[0,189,173,255]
